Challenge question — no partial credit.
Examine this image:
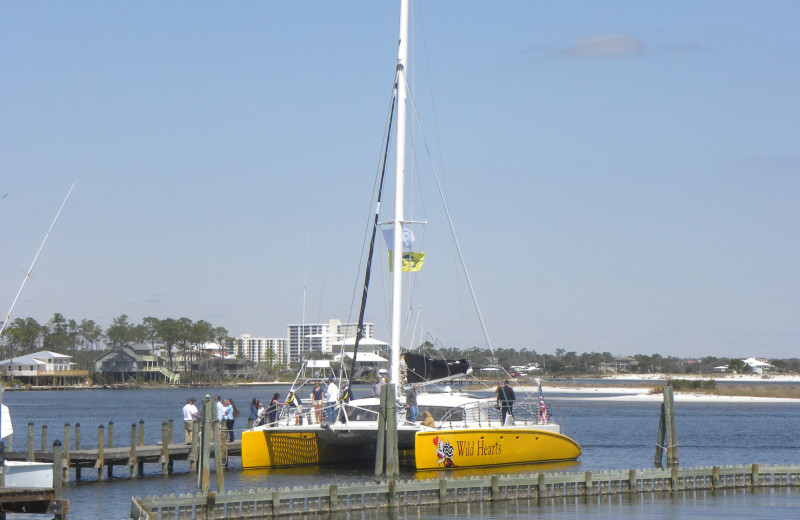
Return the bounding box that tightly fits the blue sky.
[1,1,798,359]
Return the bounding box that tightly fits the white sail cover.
[1,404,12,439]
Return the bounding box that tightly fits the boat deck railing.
[252,398,556,430]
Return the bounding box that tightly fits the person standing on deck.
[286,390,304,425]
[406,384,419,421]
[311,380,324,424]
[325,377,339,423]
[213,395,225,441]
[248,397,259,428]
[182,397,198,443]
[372,376,383,397]
[267,393,281,426]
[498,380,516,425]
[225,399,239,441]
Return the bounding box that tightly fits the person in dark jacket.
[497,380,515,424]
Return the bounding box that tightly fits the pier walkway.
[131,463,800,519]
[3,420,239,483]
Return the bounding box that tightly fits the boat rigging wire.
[348,87,398,382]
[0,178,78,338]
[401,75,497,360]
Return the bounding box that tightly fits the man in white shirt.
[182,397,198,443]
[215,395,225,442]
[325,377,339,423]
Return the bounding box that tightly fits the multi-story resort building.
[229,320,376,366]
[228,334,286,366]
[286,319,374,364]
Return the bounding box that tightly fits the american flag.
[538,382,547,423]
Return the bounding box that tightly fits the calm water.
[3,386,799,519]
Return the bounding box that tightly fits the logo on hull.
[433,436,455,467]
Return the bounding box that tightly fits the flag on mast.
[388,251,425,272]
[537,378,548,423]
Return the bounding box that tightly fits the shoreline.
[540,386,800,403]
[479,373,800,402]
[5,373,800,403]
[599,373,800,383]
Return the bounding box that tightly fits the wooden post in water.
[654,385,679,468]
[160,421,169,475]
[52,441,63,501]
[385,384,399,478]
[27,422,34,460]
[137,419,144,475]
[63,423,70,458]
[97,424,105,480]
[107,421,114,448]
[667,386,679,467]
[664,386,678,467]
[74,423,81,481]
[199,396,212,493]
[62,423,70,483]
[129,423,137,478]
[189,420,199,472]
[654,400,666,466]
[213,410,225,493]
[41,424,47,453]
[374,384,388,481]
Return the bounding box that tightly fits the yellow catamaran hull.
[414,428,581,469]
[241,425,417,468]
[242,430,334,468]
[243,424,581,469]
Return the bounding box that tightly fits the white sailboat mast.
[390,0,410,388]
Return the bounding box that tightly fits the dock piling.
[200,397,212,493]
[189,420,199,472]
[137,419,145,475]
[655,385,679,468]
[161,421,169,475]
[75,422,81,480]
[27,422,34,461]
[52,440,63,500]
[97,424,105,480]
[129,423,137,478]
[374,384,387,481]
[62,423,70,483]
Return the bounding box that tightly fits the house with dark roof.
[94,344,180,384]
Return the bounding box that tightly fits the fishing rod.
[0,178,78,337]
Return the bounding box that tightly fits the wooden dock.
[130,463,800,519]
[0,441,68,520]
[0,487,67,519]
[4,420,239,483]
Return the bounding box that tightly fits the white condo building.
[229,334,286,366]
[286,319,374,364]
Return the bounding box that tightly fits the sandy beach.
[509,373,800,403]
[601,373,800,383]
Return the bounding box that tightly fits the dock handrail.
[131,463,800,519]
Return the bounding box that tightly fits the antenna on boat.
[0,178,78,337]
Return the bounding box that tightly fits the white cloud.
[563,34,646,57]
